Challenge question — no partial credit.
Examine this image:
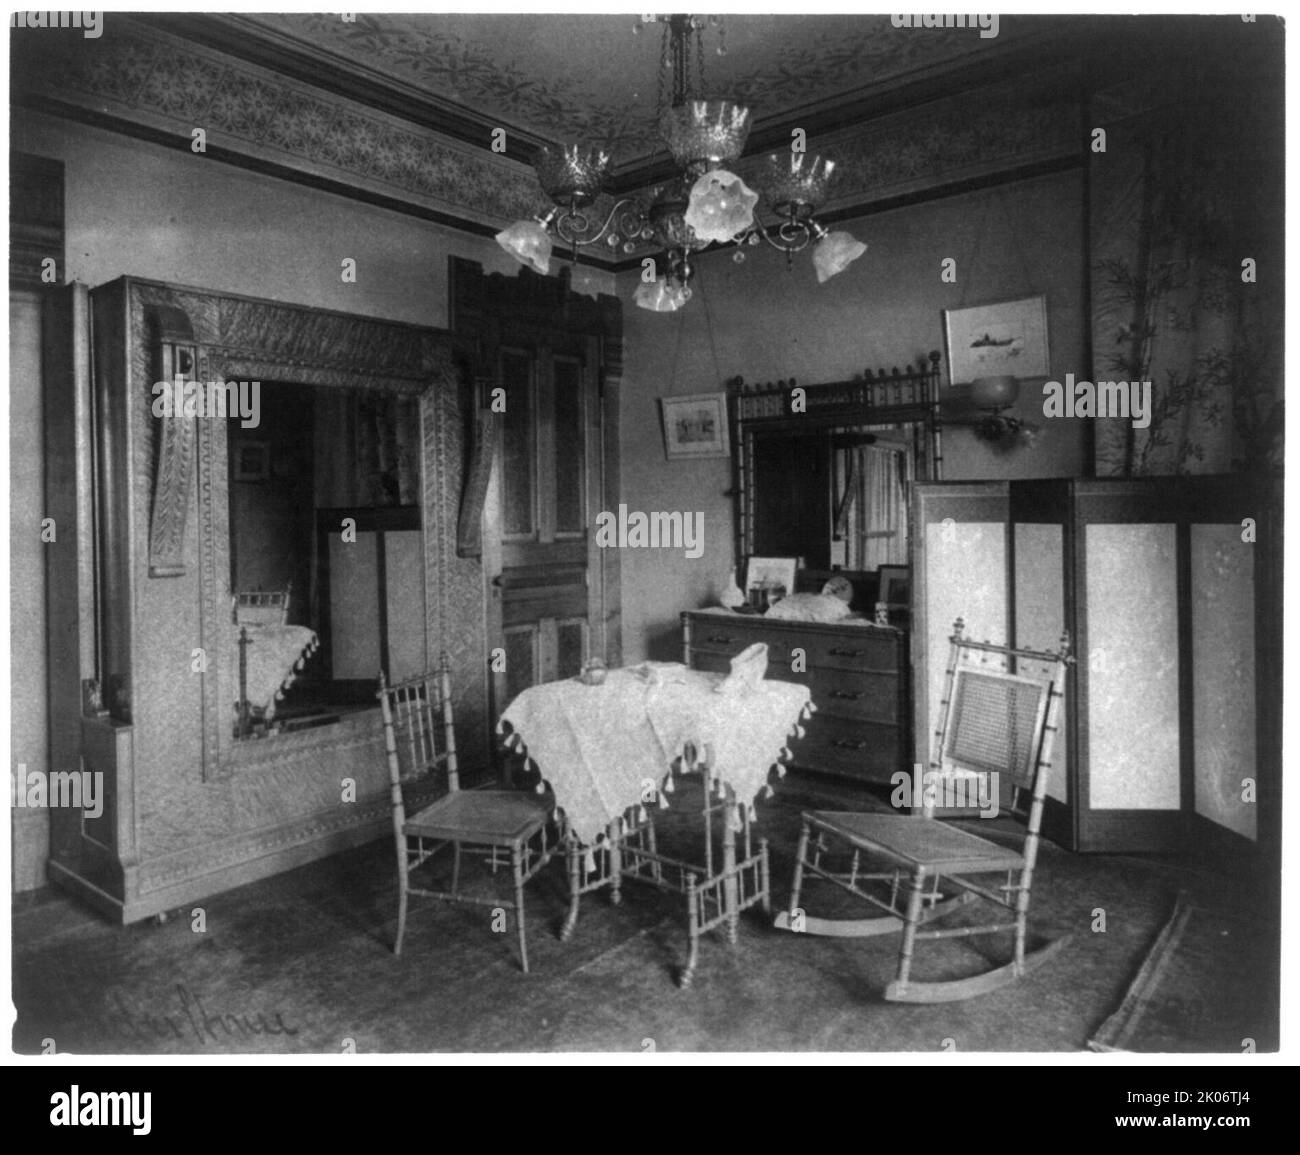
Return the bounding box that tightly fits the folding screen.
[913,477,1275,858]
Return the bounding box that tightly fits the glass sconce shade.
[535,144,611,207]
[495,220,553,275]
[660,100,752,168]
[683,169,758,244]
[970,375,1021,408]
[812,230,867,283]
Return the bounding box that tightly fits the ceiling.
[17,13,1273,267]
[188,13,1056,179]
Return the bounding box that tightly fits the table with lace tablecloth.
[497,663,813,986]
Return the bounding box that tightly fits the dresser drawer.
[686,617,797,668]
[798,630,899,673]
[802,667,898,725]
[791,713,900,781]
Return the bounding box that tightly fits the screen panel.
[384,530,427,683]
[1014,522,1068,801]
[1190,523,1256,841]
[923,520,1007,766]
[328,531,381,679]
[1085,523,1179,810]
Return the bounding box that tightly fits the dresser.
[681,610,910,785]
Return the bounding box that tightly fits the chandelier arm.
[749,219,817,255]
[552,197,647,249]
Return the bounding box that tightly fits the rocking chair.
[774,619,1072,1002]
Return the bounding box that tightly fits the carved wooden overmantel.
[52,276,478,922]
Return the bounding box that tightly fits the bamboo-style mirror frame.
[727,351,945,567]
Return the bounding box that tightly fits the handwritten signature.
[102,985,299,1046]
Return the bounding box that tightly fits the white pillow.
[764,592,853,623]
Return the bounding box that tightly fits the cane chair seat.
[803,811,1024,875]
[405,791,551,845]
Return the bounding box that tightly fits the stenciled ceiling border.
[13,18,551,234]
[13,17,1081,268]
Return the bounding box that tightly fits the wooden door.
[450,258,623,747]
[492,338,600,704]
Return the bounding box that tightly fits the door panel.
[450,258,622,777]
[494,343,598,701]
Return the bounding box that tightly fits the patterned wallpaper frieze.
[15,18,550,230]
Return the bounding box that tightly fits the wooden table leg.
[608,819,623,907]
[512,843,530,974]
[681,872,699,989]
[560,835,581,942]
[723,814,739,945]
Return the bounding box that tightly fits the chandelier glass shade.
[756,152,836,216]
[535,143,611,207]
[683,169,758,244]
[660,99,753,170]
[493,14,867,308]
[494,219,553,275]
[813,230,868,283]
[633,277,692,312]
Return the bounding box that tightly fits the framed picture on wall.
[659,392,730,459]
[943,294,1049,386]
[878,564,910,606]
[233,440,271,481]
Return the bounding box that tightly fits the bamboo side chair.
[775,619,1073,1002]
[378,654,559,973]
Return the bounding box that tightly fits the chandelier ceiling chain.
[494,13,868,312]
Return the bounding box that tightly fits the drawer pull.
[828,647,869,657]
[705,634,734,644]
[832,739,869,751]
[830,690,864,700]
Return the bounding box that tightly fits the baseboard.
[47,797,412,924]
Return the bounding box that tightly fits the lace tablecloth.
[497,665,813,846]
[226,624,319,721]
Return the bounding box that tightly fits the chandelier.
[495,14,867,312]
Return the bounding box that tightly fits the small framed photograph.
[234,440,271,481]
[660,392,730,459]
[746,556,797,596]
[943,294,1049,386]
[878,564,910,606]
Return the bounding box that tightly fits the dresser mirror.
[729,354,943,610]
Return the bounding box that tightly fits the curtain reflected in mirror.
[833,433,912,572]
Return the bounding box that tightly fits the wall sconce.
[957,375,1039,449]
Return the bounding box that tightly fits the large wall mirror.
[731,354,943,602]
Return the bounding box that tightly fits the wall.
[13,110,614,325]
[10,108,615,891]
[10,292,51,889]
[616,169,1088,662]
